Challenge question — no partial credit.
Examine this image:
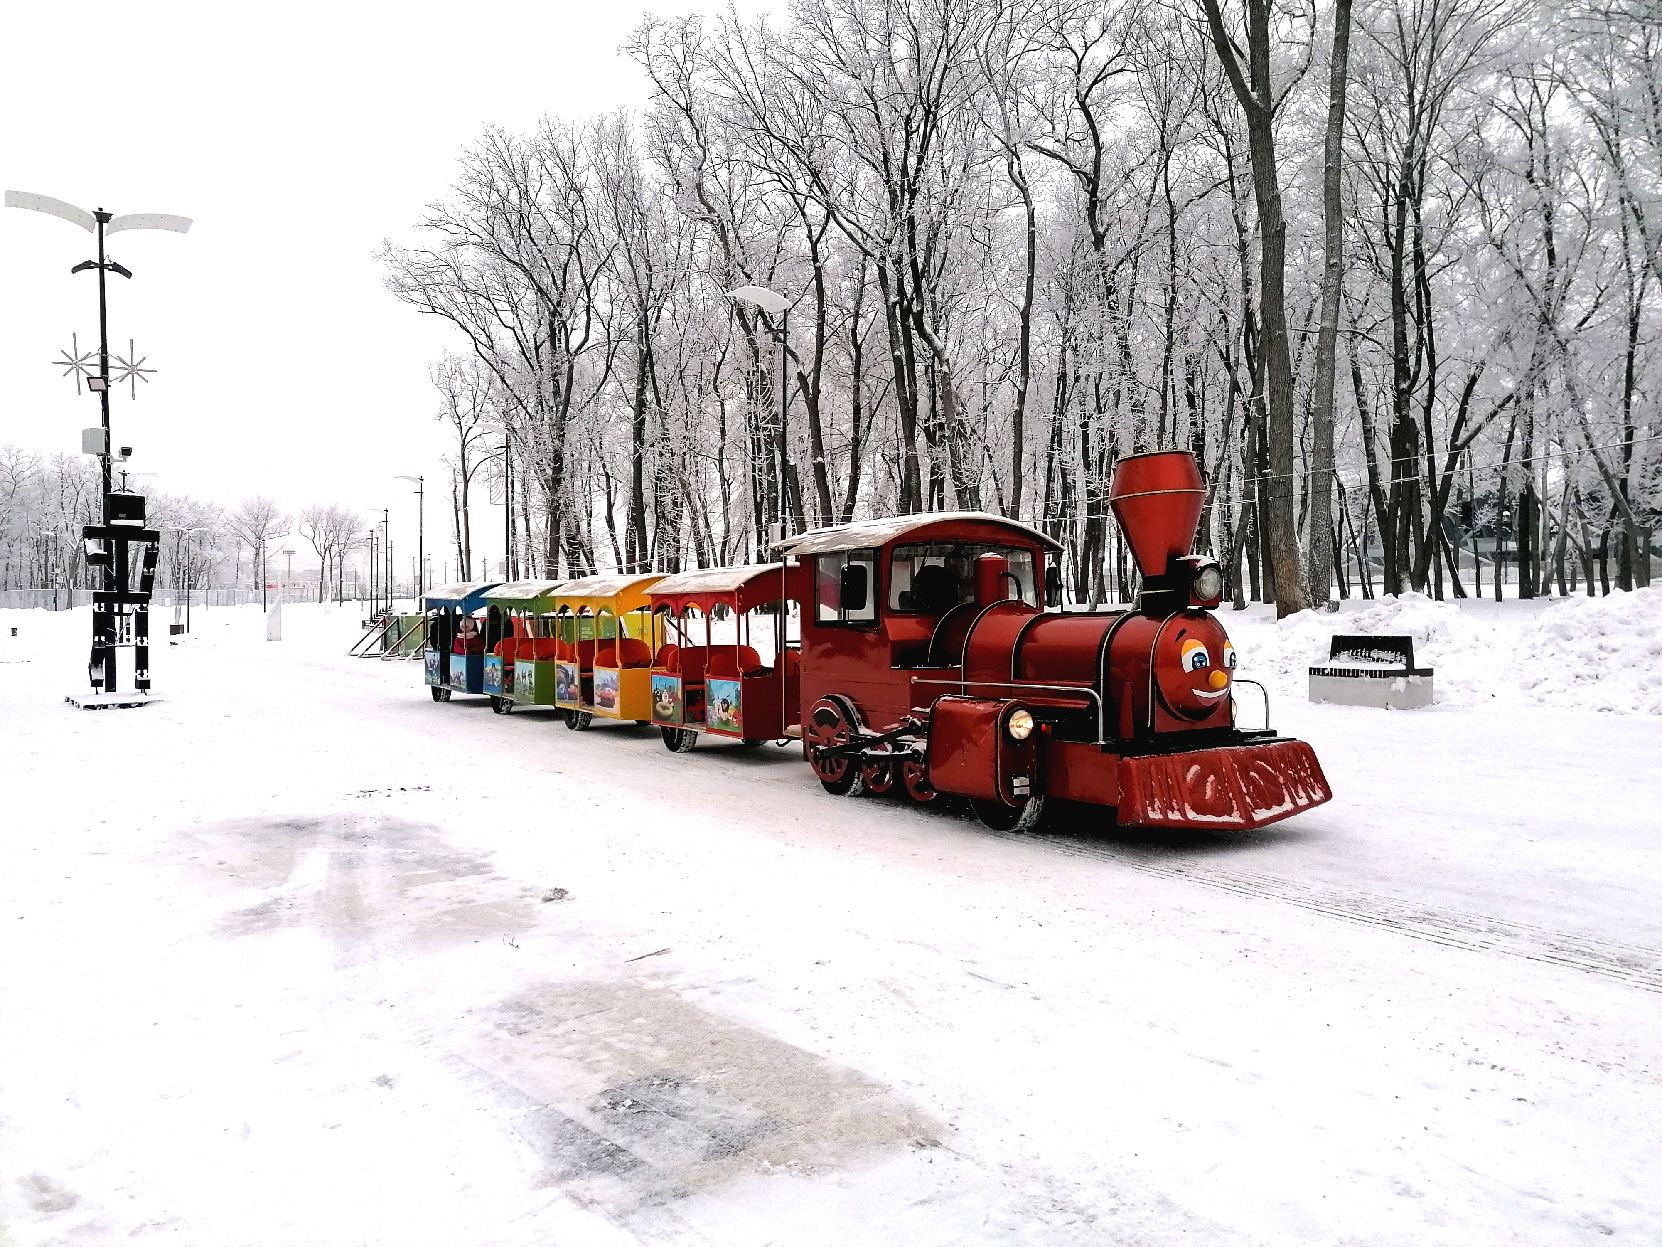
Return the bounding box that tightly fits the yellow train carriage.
[549,573,665,730]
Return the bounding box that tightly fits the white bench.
[1309,634,1434,709]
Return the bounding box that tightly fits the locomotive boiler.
[781,450,1332,832]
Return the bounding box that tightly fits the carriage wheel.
[565,710,593,731]
[431,686,451,703]
[636,720,653,728]
[860,743,897,796]
[899,756,939,805]
[738,738,766,749]
[972,794,1047,833]
[806,696,866,796]
[499,698,515,714]
[661,727,698,753]
[490,695,503,714]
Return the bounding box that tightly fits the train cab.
[420,582,503,702]
[646,563,798,752]
[549,574,664,730]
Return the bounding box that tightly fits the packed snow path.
[2,603,1659,1245]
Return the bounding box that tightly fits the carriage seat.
[706,645,768,678]
[594,637,654,668]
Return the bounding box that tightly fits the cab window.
[815,550,877,626]
[889,544,1037,612]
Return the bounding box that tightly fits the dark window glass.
[889,544,1036,612]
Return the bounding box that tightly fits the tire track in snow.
[1002,832,1662,994]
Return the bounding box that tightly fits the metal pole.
[95,210,118,691]
[503,439,513,581]
[778,306,789,540]
[410,478,418,605]
[95,212,112,521]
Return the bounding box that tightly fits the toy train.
[419,450,1331,834]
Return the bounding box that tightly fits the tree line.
[391,0,1659,612]
[0,446,373,600]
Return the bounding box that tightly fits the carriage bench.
[1308,634,1434,709]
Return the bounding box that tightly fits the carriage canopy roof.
[771,511,1061,557]
[647,563,786,614]
[422,582,502,612]
[482,580,571,612]
[552,573,663,615]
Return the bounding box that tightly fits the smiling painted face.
[1154,614,1236,720]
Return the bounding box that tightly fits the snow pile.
[1232,587,1662,714]
[1514,586,1662,715]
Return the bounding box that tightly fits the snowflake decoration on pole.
[109,339,156,399]
[52,333,99,395]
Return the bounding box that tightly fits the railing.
[0,588,409,611]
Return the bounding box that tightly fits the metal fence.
[0,588,402,611]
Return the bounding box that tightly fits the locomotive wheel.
[806,696,867,796]
[860,743,897,796]
[899,756,939,805]
[565,710,594,732]
[972,794,1047,833]
[430,686,451,703]
[661,727,698,753]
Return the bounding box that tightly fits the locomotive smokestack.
[1108,451,1205,578]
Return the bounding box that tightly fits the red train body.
[776,450,1332,832]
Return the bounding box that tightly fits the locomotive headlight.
[1006,708,1036,741]
[1193,563,1224,602]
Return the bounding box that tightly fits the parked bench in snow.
[1308,634,1434,709]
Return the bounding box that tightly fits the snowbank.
[1231,586,1662,714]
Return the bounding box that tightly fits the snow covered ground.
[1,592,1659,1246]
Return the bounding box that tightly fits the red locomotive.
[777,450,1331,832]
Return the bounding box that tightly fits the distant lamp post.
[724,284,792,547]
[394,474,425,604]
[280,547,295,598]
[166,526,210,632]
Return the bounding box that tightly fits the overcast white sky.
[2,0,775,576]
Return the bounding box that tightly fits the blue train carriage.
[647,563,797,752]
[421,581,503,703]
[480,580,571,714]
[549,574,665,730]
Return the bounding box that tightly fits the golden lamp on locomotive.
[779,450,1332,833]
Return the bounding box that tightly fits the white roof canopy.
[648,563,782,596]
[772,512,1061,557]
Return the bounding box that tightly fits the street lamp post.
[395,475,424,604]
[724,284,792,550]
[382,510,392,613]
[280,547,295,601]
[7,190,190,697]
[168,526,210,632]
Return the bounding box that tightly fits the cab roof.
[772,511,1061,557]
